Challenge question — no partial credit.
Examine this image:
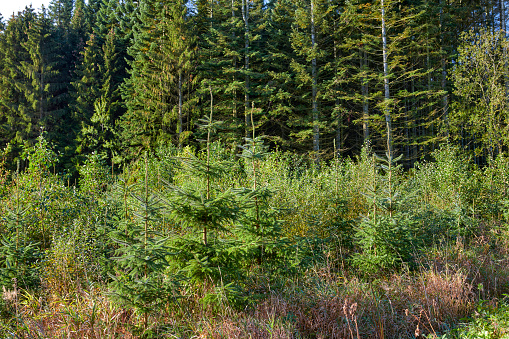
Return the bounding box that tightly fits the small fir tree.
[109,153,178,330]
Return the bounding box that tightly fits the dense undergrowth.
[1,135,509,338]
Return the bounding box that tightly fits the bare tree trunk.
[242,0,250,138]
[311,0,319,163]
[499,0,507,36]
[178,71,183,148]
[334,29,341,157]
[381,0,392,158]
[501,0,508,101]
[440,0,449,140]
[40,69,44,123]
[361,48,369,143]
[232,0,238,123]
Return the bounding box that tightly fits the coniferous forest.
[3,0,509,337]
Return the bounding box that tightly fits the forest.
[1,0,509,337]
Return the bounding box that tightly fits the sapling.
[109,152,177,330]
[236,103,280,265]
[161,87,249,307]
[0,164,40,290]
[352,150,420,275]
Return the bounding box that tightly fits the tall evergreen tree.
[196,0,244,144]
[70,0,89,51]
[48,0,74,28]
[72,0,133,163]
[72,33,103,152]
[289,0,330,159]
[261,0,298,148]
[121,0,196,156]
[15,8,62,141]
[0,8,36,147]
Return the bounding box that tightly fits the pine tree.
[109,153,177,330]
[72,33,102,151]
[196,0,264,146]
[237,107,282,265]
[162,99,239,284]
[72,0,132,163]
[70,0,89,52]
[48,0,74,28]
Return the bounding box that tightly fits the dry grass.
[0,271,481,338]
[238,268,472,339]
[2,288,138,338]
[3,225,509,338]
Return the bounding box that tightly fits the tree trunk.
[242,0,250,138]
[178,71,183,148]
[311,0,319,163]
[501,0,508,100]
[40,66,44,123]
[361,48,369,143]
[381,0,392,158]
[232,0,238,124]
[440,0,449,139]
[334,27,341,157]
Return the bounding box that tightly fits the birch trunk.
[178,71,182,148]
[361,48,369,143]
[440,0,449,139]
[242,0,250,138]
[381,0,392,158]
[311,0,319,162]
[232,0,238,122]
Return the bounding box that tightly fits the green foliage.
[109,154,179,327]
[0,236,41,290]
[352,150,421,276]
[20,134,59,179]
[351,214,419,275]
[413,145,476,212]
[15,136,78,247]
[3,1,509,320]
[439,300,509,339]
[42,231,91,296]
[452,28,509,157]
[163,115,242,289]
[120,0,196,155]
[109,228,177,315]
[78,152,111,195]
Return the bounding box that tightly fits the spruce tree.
[162,91,240,285]
[260,0,298,149]
[237,107,282,266]
[70,0,89,52]
[72,33,102,152]
[109,153,177,330]
[0,8,36,147]
[196,0,244,144]
[289,0,330,160]
[72,0,131,163]
[16,8,59,140]
[121,0,196,155]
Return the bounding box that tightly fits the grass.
[2,236,506,338]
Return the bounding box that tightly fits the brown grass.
[4,224,509,338]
